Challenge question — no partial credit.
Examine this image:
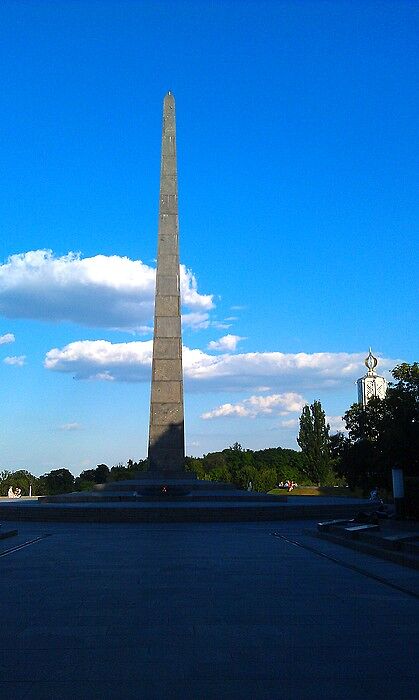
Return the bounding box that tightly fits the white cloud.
[279,417,299,429]
[44,342,397,392]
[45,340,153,381]
[0,332,15,345]
[201,403,250,419]
[59,422,82,431]
[4,355,26,366]
[208,334,245,352]
[182,312,210,329]
[326,415,347,433]
[183,348,396,392]
[211,321,232,330]
[202,392,305,419]
[280,415,346,433]
[0,250,214,331]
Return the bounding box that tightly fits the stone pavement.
[0,520,418,699]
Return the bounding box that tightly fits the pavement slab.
[0,520,418,699]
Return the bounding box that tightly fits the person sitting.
[369,487,382,504]
[7,486,22,498]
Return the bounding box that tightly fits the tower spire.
[147,93,186,475]
[357,348,387,406]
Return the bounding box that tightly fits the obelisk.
[147,92,186,476]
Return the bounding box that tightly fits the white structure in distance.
[357,348,388,407]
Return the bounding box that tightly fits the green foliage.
[185,457,207,480]
[185,444,320,491]
[336,362,419,490]
[0,469,38,496]
[297,400,332,485]
[107,459,147,482]
[75,464,111,488]
[73,479,95,492]
[38,468,74,495]
[253,468,277,492]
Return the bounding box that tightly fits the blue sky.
[0,1,417,476]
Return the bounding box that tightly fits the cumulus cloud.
[208,334,245,352]
[182,312,211,330]
[4,355,26,366]
[59,422,82,431]
[202,392,305,419]
[44,341,397,391]
[0,332,15,345]
[183,348,396,392]
[0,250,214,331]
[326,415,347,433]
[45,340,153,381]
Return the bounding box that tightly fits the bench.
[317,519,354,532]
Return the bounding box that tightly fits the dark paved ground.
[0,520,418,699]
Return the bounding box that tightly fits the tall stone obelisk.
[147,92,186,476]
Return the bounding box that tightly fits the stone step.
[0,525,18,539]
[40,492,287,504]
[314,522,419,570]
[0,502,374,524]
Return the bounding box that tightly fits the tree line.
[1,362,417,498]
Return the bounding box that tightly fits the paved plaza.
[1,520,418,699]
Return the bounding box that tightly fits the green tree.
[254,468,277,492]
[0,469,38,496]
[95,464,110,483]
[337,362,419,490]
[297,400,332,485]
[185,456,207,480]
[38,468,75,495]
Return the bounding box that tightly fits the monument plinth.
[147,92,186,478]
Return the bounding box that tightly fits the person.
[369,487,382,504]
[7,486,22,498]
[247,481,253,491]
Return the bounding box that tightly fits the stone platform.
[0,481,374,523]
[39,478,288,504]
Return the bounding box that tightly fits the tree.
[38,468,75,495]
[297,401,332,485]
[0,469,38,496]
[380,363,419,475]
[336,362,419,491]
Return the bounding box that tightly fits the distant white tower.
[357,348,387,407]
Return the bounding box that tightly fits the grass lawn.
[268,486,361,498]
